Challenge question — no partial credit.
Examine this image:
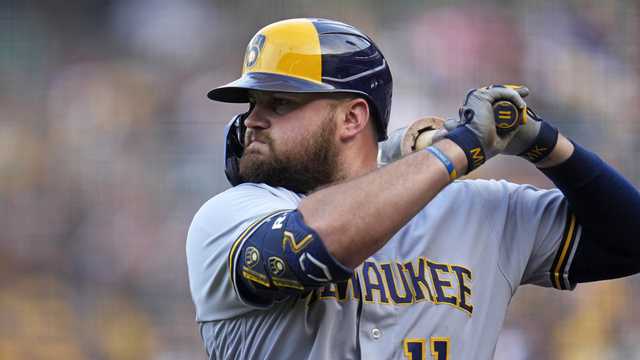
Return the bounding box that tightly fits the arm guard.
[229,210,353,306]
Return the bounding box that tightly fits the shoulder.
[187,183,302,254]
[186,183,304,320]
[192,183,303,232]
[203,182,302,210]
[439,179,562,209]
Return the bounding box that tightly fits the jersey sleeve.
[470,180,582,293]
[186,183,301,322]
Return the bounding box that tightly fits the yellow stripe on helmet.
[242,18,323,85]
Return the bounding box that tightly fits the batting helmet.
[210,18,393,186]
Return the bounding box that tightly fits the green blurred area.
[1,0,639,358]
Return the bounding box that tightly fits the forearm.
[540,136,640,282]
[299,139,466,269]
[535,134,574,169]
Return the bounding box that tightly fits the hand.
[502,107,541,156]
[438,85,527,172]
[503,107,559,163]
[490,86,560,163]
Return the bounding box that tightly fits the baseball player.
[186,18,640,359]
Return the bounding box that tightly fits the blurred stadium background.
[1,0,639,359]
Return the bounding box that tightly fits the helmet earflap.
[223,110,250,186]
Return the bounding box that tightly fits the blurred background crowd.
[1,0,639,359]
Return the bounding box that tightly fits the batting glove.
[502,107,559,163]
[437,85,527,173]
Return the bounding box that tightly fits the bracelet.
[425,146,458,180]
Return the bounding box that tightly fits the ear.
[337,98,371,141]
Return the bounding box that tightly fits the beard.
[238,114,341,194]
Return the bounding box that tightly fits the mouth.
[245,138,269,154]
[247,137,265,146]
[246,131,269,146]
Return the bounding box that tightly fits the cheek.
[270,134,298,159]
[270,108,332,154]
[271,125,310,152]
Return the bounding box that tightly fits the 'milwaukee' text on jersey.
[186,181,581,360]
[313,258,473,315]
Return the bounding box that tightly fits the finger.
[486,87,526,109]
[510,85,529,98]
[443,118,460,131]
[489,84,530,98]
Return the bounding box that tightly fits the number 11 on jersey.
[403,337,450,360]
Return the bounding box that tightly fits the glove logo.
[245,246,260,268]
[470,147,485,168]
[525,145,548,162]
[245,34,266,68]
[268,256,286,276]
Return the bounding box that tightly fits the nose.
[244,105,270,130]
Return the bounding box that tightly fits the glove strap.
[444,127,486,173]
[518,121,559,163]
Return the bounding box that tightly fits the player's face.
[238,91,345,193]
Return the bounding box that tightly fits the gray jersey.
[186,180,581,359]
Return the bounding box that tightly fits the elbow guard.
[230,210,353,304]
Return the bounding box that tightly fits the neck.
[337,138,378,181]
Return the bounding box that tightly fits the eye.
[271,97,298,115]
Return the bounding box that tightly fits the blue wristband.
[426,146,458,180]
